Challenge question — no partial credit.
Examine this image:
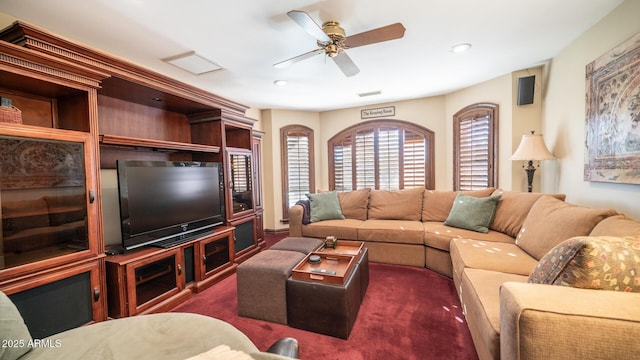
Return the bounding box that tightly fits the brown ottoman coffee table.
[269,237,324,254]
[286,247,369,339]
[237,249,306,324]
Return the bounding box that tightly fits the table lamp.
[510,131,555,192]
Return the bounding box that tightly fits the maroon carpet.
[171,236,478,360]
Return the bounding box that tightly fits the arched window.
[453,103,498,190]
[281,125,315,221]
[328,120,434,190]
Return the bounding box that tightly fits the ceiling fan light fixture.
[451,43,472,53]
[326,44,340,57]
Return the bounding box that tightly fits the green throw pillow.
[444,193,502,233]
[0,291,33,360]
[306,191,345,223]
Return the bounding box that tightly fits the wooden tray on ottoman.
[291,253,356,285]
[316,240,364,256]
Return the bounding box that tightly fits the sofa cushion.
[589,214,640,237]
[423,222,515,251]
[302,219,362,240]
[529,235,640,292]
[459,269,529,360]
[306,191,345,222]
[357,220,424,245]
[0,291,33,360]
[368,188,424,221]
[490,190,566,238]
[421,188,495,222]
[516,196,618,260]
[338,189,370,220]
[444,193,502,233]
[451,239,538,280]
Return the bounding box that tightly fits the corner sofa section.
[452,211,640,360]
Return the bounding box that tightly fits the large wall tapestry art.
[585,32,640,184]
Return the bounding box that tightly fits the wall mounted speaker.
[517,75,535,105]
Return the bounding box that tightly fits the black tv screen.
[117,160,225,250]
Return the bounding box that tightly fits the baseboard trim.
[265,228,289,235]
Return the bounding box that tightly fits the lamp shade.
[510,132,555,161]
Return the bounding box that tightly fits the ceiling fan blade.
[273,48,325,68]
[287,10,331,42]
[332,51,360,77]
[344,23,406,48]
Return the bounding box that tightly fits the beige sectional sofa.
[289,188,640,360]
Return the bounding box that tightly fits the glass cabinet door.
[229,152,253,214]
[1,133,91,270]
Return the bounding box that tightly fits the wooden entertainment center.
[0,21,263,335]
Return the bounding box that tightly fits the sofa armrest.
[288,205,304,237]
[500,282,640,360]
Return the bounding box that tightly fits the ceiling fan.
[274,10,406,77]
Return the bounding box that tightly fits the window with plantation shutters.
[329,120,434,191]
[453,103,498,191]
[281,125,315,221]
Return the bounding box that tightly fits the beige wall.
[259,109,321,231]
[541,0,640,219]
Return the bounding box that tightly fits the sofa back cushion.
[421,188,495,222]
[589,214,640,236]
[516,196,618,260]
[528,235,640,293]
[337,189,370,220]
[368,188,424,221]
[490,190,566,238]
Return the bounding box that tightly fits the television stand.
[105,226,236,318]
[151,228,215,249]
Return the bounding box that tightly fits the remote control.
[310,268,336,275]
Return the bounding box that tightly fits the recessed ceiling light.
[451,43,472,53]
[358,90,382,97]
[162,51,222,75]
[274,80,287,86]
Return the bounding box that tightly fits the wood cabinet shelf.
[100,134,220,153]
[1,205,84,219]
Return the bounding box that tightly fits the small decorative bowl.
[308,255,322,264]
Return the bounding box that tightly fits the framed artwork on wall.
[584,32,640,185]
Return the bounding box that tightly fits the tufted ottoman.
[268,236,324,254]
[236,249,306,324]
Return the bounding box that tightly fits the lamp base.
[525,160,536,193]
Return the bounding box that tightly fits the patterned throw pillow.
[528,236,640,293]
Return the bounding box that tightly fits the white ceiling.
[0,0,624,112]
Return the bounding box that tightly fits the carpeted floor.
[171,234,479,359]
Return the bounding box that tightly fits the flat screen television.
[116,160,225,250]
